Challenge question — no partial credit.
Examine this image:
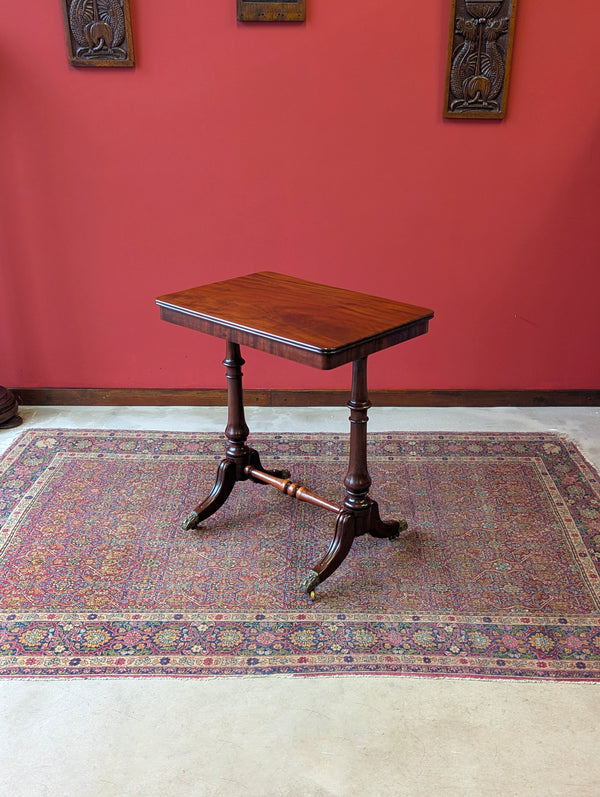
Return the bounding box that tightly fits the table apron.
[158,306,430,369]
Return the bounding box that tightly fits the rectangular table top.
[156,271,433,369]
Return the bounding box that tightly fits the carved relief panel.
[444,0,517,119]
[61,0,135,67]
[237,1,306,22]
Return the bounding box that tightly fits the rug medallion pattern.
[1,430,600,680]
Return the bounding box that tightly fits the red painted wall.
[1,2,599,391]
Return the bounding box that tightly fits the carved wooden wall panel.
[444,0,517,119]
[62,0,135,67]
[237,1,306,23]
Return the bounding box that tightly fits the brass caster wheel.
[182,511,200,531]
[300,569,320,597]
[390,519,409,540]
[266,468,291,480]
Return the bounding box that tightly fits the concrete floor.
[1,405,600,796]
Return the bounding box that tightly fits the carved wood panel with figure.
[237,1,306,23]
[61,0,135,67]
[444,0,517,119]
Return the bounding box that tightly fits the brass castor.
[389,518,409,540]
[182,511,200,531]
[300,569,320,598]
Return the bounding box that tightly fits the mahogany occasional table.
[156,272,433,599]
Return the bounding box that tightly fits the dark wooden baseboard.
[11,388,600,407]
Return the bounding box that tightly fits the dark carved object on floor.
[0,387,22,430]
[237,1,306,22]
[444,0,517,119]
[61,0,135,67]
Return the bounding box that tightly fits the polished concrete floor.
[1,405,600,796]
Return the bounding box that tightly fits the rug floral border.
[1,430,599,680]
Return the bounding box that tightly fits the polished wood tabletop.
[156,271,434,369]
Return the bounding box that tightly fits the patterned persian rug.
[1,429,600,681]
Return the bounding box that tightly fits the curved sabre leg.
[247,449,291,481]
[182,459,238,530]
[361,501,407,540]
[300,511,356,599]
